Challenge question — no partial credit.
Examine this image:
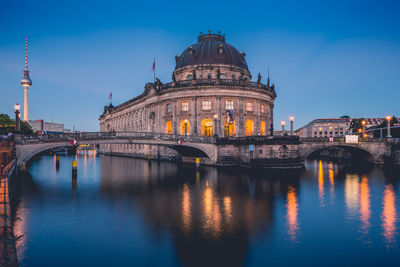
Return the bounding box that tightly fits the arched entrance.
[201,119,213,137]
[260,121,266,136]
[245,120,254,136]
[165,121,172,134]
[180,120,190,135]
[224,121,235,137]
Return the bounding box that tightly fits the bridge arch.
[300,144,376,163]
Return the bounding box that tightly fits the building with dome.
[99,33,276,138]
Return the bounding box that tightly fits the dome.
[175,33,248,70]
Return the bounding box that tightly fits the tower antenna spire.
[25,36,28,70]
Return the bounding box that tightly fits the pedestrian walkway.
[0,161,18,267]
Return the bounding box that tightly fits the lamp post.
[386,115,392,138]
[14,103,21,132]
[184,119,188,137]
[361,120,366,139]
[281,120,285,136]
[213,114,218,137]
[289,115,294,135]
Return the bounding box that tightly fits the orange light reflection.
[382,184,397,247]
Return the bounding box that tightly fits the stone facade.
[99,33,276,139]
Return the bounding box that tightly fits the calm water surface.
[14,153,400,266]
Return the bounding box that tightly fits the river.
[13,153,400,266]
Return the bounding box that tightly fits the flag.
[108,91,112,100]
[152,59,155,71]
[227,109,234,124]
[71,139,77,145]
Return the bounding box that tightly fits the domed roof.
[175,33,248,70]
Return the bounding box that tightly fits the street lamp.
[281,120,285,135]
[386,115,392,138]
[361,120,366,138]
[14,103,21,132]
[213,114,218,137]
[289,115,294,135]
[184,119,188,137]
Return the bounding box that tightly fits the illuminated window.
[202,100,211,110]
[180,120,190,135]
[246,102,253,112]
[245,120,254,136]
[166,104,171,113]
[261,104,265,113]
[165,121,172,134]
[225,100,234,110]
[181,101,189,112]
[260,121,266,135]
[201,119,213,137]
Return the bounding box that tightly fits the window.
[186,74,193,80]
[207,73,212,80]
[232,74,236,80]
[246,102,253,112]
[166,104,171,113]
[261,104,265,113]
[181,101,189,112]
[220,73,226,79]
[202,100,211,110]
[225,100,234,110]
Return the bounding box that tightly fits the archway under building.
[224,121,235,137]
[245,120,254,136]
[166,121,172,134]
[180,120,190,135]
[201,119,213,137]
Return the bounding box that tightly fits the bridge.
[12,132,400,168]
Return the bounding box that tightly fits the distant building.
[356,118,385,128]
[28,120,64,134]
[297,118,351,138]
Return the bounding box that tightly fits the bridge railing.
[299,137,396,143]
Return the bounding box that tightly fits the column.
[238,98,244,136]
[192,96,198,136]
[217,96,222,136]
[173,100,178,134]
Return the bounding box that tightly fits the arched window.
[220,73,226,79]
[245,120,254,136]
[165,121,172,134]
[186,74,193,80]
[180,120,190,135]
[260,121,266,136]
[224,121,235,137]
[201,119,213,137]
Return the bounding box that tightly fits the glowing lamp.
[361,120,366,126]
[14,103,20,111]
[289,115,294,122]
[281,120,285,126]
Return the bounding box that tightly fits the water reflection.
[382,184,397,247]
[345,174,360,217]
[11,155,400,266]
[286,186,299,242]
[318,160,325,206]
[359,175,371,238]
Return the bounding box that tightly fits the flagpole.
[153,58,156,83]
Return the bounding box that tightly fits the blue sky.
[0,0,399,131]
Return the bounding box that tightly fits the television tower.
[20,36,32,121]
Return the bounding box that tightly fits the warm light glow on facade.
[180,120,190,135]
[245,120,254,136]
[165,121,172,134]
[201,119,213,137]
[260,121,266,136]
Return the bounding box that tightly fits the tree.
[349,118,365,133]
[340,115,350,119]
[0,113,33,135]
